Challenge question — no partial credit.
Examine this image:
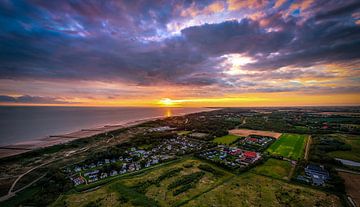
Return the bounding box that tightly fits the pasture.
[213,134,241,145]
[266,133,308,160]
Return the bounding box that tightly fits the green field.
[49,156,344,207]
[52,158,232,207]
[184,172,342,207]
[213,134,240,145]
[266,133,308,160]
[250,158,292,180]
[327,134,360,162]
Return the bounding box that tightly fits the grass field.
[52,158,232,207]
[327,134,360,162]
[250,158,292,180]
[213,134,240,145]
[266,133,308,160]
[184,172,342,207]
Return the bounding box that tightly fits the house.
[74,166,82,172]
[151,159,159,165]
[110,170,118,176]
[229,148,242,155]
[71,176,85,186]
[305,164,330,186]
[243,151,257,159]
[247,138,258,143]
[100,173,108,179]
[84,170,99,177]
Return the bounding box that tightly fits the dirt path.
[8,162,48,194]
[0,160,55,202]
[336,168,360,175]
[338,172,360,207]
[304,135,311,160]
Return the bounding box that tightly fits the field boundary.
[304,135,311,160]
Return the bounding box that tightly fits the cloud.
[0,95,73,104]
[0,0,359,100]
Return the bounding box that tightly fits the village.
[68,128,291,186]
[68,130,212,186]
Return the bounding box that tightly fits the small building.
[305,164,330,186]
[243,151,257,159]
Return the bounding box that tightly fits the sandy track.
[229,129,282,139]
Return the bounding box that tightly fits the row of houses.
[68,136,209,186]
[237,135,275,152]
[199,146,261,169]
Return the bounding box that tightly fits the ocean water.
[0,106,209,145]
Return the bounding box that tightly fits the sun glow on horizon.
[159,98,177,106]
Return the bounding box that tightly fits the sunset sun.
[159,98,175,106]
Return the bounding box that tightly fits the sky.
[0,0,359,107]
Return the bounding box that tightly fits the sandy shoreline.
[0,108,217,159]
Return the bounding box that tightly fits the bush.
[168,172,205,190]
[198,164,223,177]
[173,183,195,196]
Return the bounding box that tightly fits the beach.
[0,107,217,159]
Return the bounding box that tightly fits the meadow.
[250,158,292,180]
[326,134,360,162]
[52,158,233,207]
[213,134,240,145]
[266,133,308,160]
[184,172,342,207]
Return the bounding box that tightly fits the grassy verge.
[213,134,241,145]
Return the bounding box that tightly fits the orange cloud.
[227,0,267,11]
[180,1,225,17]
[274,0,287,8]
[289,0,314,11]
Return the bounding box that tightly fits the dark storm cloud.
[0,0,359,90]
[0,95,71,104]
[315,1,360,20]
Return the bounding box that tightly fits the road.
[304,135,311,161]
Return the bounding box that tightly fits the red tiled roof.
[244,151,257,158]
[247,138,258,142]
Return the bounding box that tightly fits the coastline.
[0,107,218,159]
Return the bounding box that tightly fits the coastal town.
[0,107,359,207]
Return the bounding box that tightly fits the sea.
[0,106,211,146]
